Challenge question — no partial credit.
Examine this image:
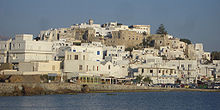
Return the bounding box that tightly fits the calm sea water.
[0,92,220,110]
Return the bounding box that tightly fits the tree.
[160,55,167,60]
[117,23,123,26]
[175,57,184,60]
[143,76,152,84]
[142,38,147,47]
[180,38,192,44]
[156,24,167,35]
[143,31,147,35]
[135,75,144,84]
[125,46,140,52]
[125,47,133,52]
[211,51,220,60]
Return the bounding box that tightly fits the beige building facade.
[105,30,145,48]
[18,61,61,75]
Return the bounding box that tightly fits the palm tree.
[135,75,144,84]
[143,76,152,84]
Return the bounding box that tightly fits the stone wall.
[60,28,96,43]
[147,34,169,49]
[105,30,145,48]
[0,83,148,96]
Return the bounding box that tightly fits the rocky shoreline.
[0,83,220,96]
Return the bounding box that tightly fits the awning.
[48,73,57,77]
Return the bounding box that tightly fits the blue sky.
[0,0,220,51]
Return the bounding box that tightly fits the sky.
[0,0,220,51]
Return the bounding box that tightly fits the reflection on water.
[0,92,220,110]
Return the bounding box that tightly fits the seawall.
[0,83,148,96]
[1,83,220,96]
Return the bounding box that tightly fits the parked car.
[189,84,197,89]
[184,85,189,88]
[174,84,181,88]
[214,83,220,89]
[165,84,176,88]
[180,84,185,88]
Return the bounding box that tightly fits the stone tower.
[89,19,94,25]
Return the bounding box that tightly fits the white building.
[0,39,11,64]
[197,64,215,81]
[51,39,72,60]
[64,51,128,79]
[70,42,104,62]
[129,25,151,35]
[202,52,211,61]
[159,46,185,60]
[131,48,159,62]
[9,34,53,63]
[104,45,130,65]
[165,60,198,84]
[135,64,177,84]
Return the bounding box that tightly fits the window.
[108,65,111,70]
[97,66,99,71]
[73,50,76,52]
[86,65,88,71]
[97,51,100,55]
[150,70,153,73]
[181,64,184,68]
[170,70,173,74]
[67,55,69,60]
[93,66,95,71]
[83,55,85,60]
[52,65,55,71]
[75,55,78,60]
[142,69,144,73]
[188,64,192,68]
[79,65,83,70]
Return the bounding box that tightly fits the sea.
[0,91,220,110]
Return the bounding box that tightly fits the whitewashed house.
[9,34,53,63]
